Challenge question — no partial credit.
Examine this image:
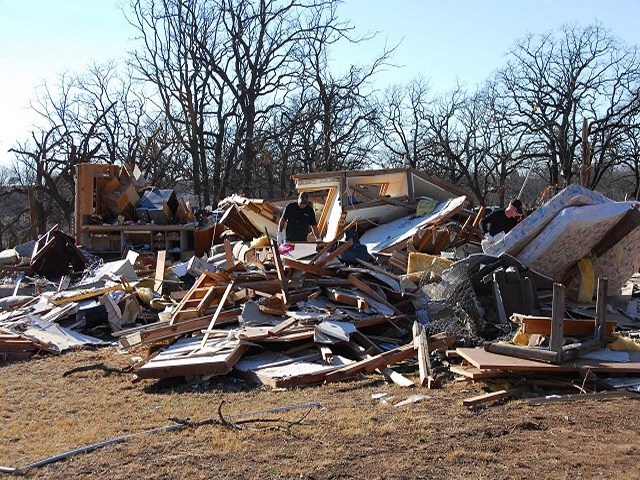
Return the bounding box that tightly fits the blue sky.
[1,0,639,165]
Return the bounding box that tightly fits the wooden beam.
[550,283,566,357]
[270,238,290,307]
[118,309,241,348]
[224,239,235,270]
[153,250,166,294]
[324,343,416,383]
[325,334,454,383]
[462,387,527,407]
[283,257,332,277]
[311,219,357,264]
[347,274,402,316]
[485,341,560,363]
[465,206,486,242]
[595,277,608,348]
[200,281,235,348]
[315,239,353,267]
[413,321,434,388]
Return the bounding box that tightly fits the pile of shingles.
[120,236,456,388]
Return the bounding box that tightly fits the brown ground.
[1,347,639,479]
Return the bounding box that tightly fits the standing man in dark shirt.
[481,199,524,236]
[277,192,319,243]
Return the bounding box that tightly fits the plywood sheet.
[456,347,640,374]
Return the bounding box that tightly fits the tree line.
[3,0,640,247]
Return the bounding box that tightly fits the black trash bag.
[338,229,372,266]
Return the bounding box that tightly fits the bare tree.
[374,76,432,168]
[130,0,218,205]
[500,24,640,188]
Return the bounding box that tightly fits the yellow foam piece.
[415,198,439,216]
[576,257,595,303]
[608,336,640,352]
[407,252,453,276]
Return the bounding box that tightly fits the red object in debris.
[278,244,294,254]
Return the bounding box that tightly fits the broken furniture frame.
[485,279,608,364]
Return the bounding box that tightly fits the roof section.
[292,167,469,200]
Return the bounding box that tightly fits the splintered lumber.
[118,309,241,348]
[135,336,249,379]
[413,321,434,388]
[268,317,298,336]
[153,250,166,293]
[314,239,353,267]
[200,281,235,348]
[283,257,332,277]
[347,274,402,315]
[270,238,290,306]
[324,333,454,383]
[465,206,486,242]
[349,333,415,387]
[310,219,358,264]
[462,387,527,407]
[594,278,608,348]
[549,283,565,356]
[224,240,235,270]
[324,343,416,383]
[456,347,640,374]
[389,250,409,272]
[512,314,617,341]
[353,314,409,329]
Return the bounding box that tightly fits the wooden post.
[413,321,434,388]
[594,278,608,348]
[550,283,565,360]
[153,250,166,294]
[270,238,290,308]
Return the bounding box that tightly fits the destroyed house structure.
[291,168,468,242]
[74,163,216,258]
[3,161,640,408]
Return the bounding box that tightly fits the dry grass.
[1,347,640,479]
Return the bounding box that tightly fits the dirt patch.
[1,347,639,479]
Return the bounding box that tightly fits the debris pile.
[1,165,640,401]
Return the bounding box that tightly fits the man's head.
[505,198,524,218]
[297,191,310,208]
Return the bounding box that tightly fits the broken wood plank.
[224,239,235,270]
[512,314,617,341]
[413,321,434,388]
[153,250,166,294]
[199,281,236,348]
[270,238,290,307]
[325,334,454,383]
[283,257,332,277]
[462,387,527,407]
[550,283,565,357]
[268,317,298,337]
[315,239,353,267]
[350,333,415,388]
[347,274,402,316]
[118,309,241,348]
[310,219,358,264]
